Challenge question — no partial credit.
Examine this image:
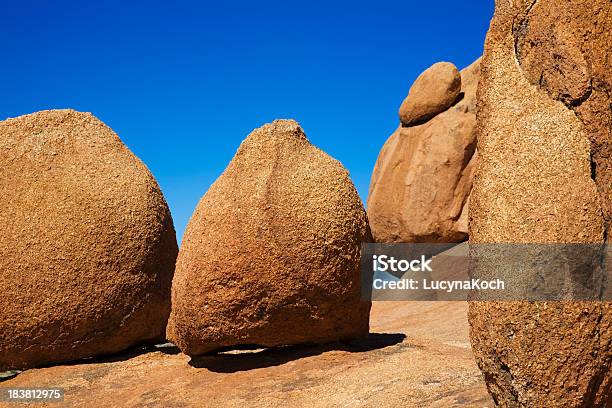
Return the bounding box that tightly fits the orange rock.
[167,119,371,356]
[1,300,494,408]
[398,61,461,126]
[0,110,178,370]
[368,59,480,243]
[469,0,611,406]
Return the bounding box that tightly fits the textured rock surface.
[513,0,612,238]
[368,59,480,243]
[469,0,611,406]
[167,119,371,356]
[399,62,462,126]
[3,300,493,408]
[0,110,178,370]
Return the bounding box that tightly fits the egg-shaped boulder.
[398,61,462,126]
[167,119,371,356]
[0,109,178,370]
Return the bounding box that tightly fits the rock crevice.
[469,0,611,406]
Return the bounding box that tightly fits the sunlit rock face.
[167,119,371,356]
[368,59,480,244]
[468,0,611,406]
[0,109,178,370]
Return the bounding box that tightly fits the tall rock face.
[469,1,611,407]
[0,110,178,370]
[167,120,371,356]
[368,59,480,243]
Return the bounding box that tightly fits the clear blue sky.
[2,1,493,241]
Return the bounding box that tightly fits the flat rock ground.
[1,300,492,408]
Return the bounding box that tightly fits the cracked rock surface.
[469,0,611,406]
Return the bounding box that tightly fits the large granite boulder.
[167,119,371,356]
[0,110,178,370]
[368,59,480,243]
[468,0,611,406]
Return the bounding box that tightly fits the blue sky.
[2,1,493,241]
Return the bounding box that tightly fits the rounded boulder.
[167,119,371,356]
[0,110,178,370]
[399,61,461,125]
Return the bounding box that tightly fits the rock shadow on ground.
[188,332,406,373]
